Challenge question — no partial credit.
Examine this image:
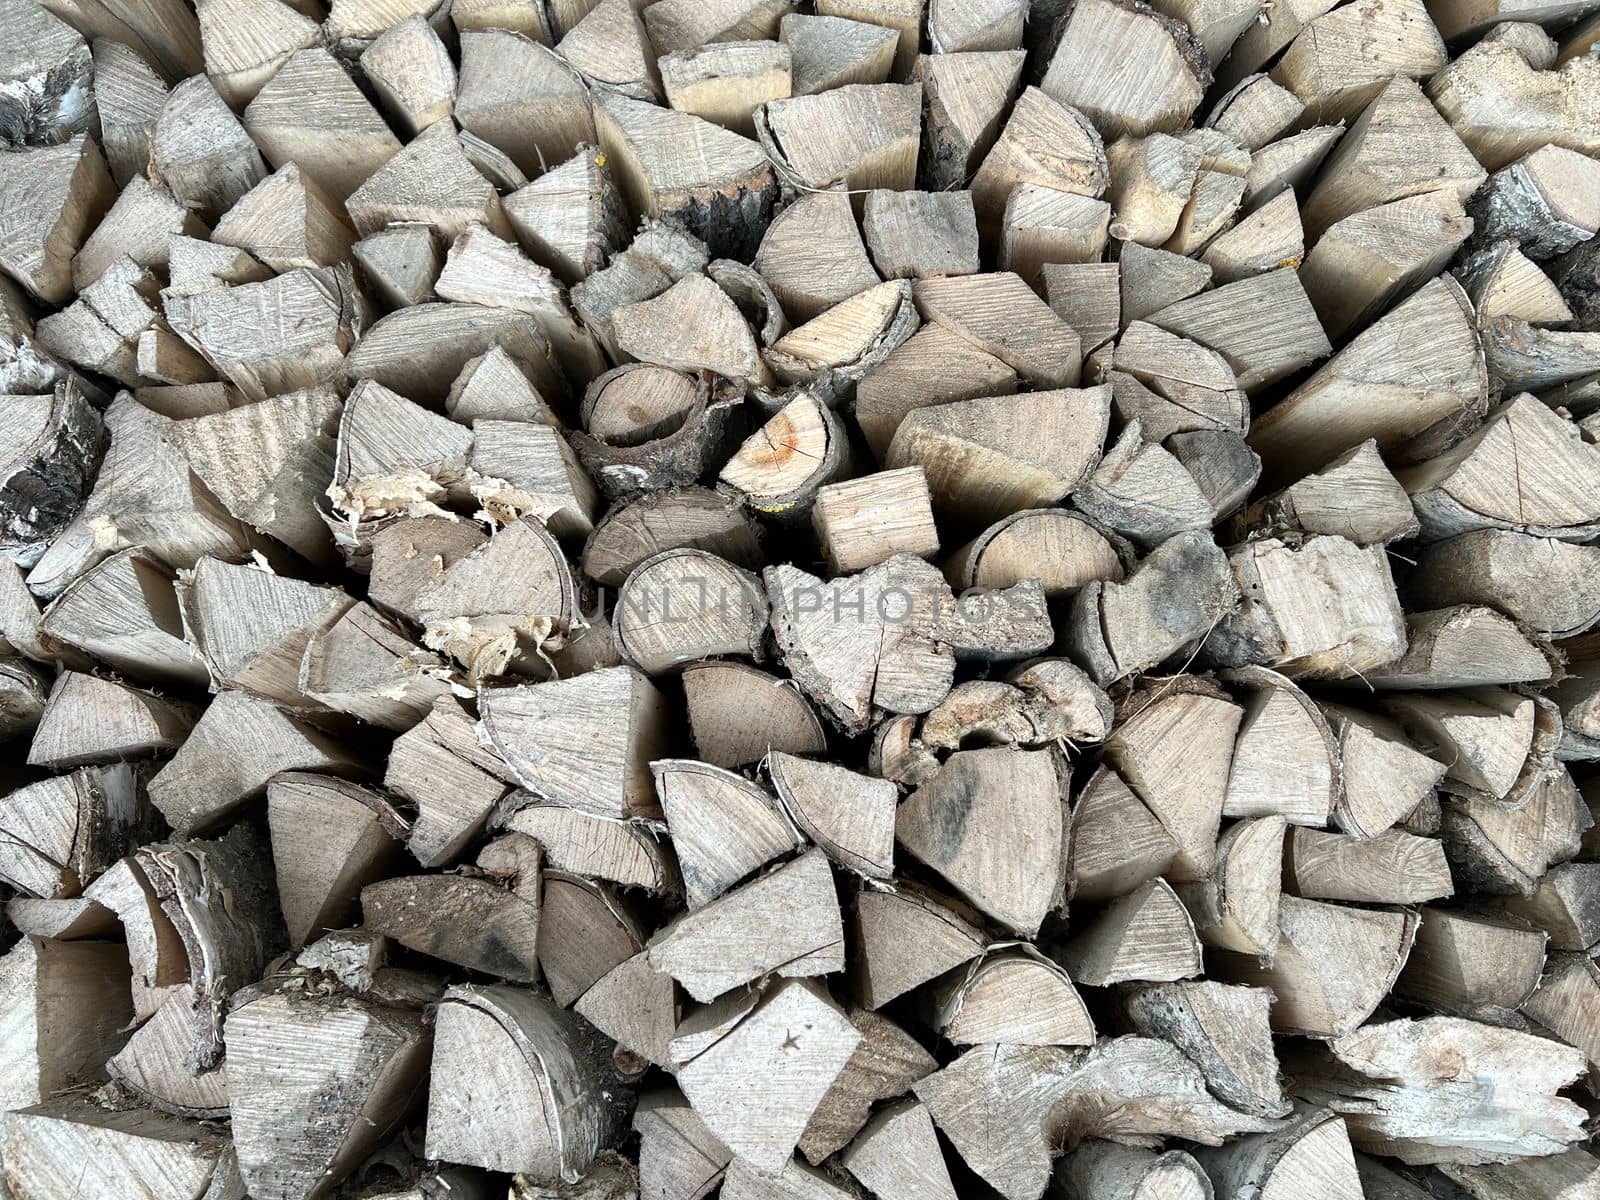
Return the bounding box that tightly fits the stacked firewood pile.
[5,0,1600,1195]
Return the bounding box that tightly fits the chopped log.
[503,147,627,288]
[1,1097,234,1200]
[1193,1109,1364,1200]
[1215,896,1417,1039]
[933,946,1093,1045]
[856,323,1017,458]
[38,546,209,687]
[479,665,669,819]
[1300,191,1473,343]
[581,488,761,589]
[946,508,1124,598]
[0,1,94,149]
[1289,1015,1587,1164]
[1119,243,1211,324]
[346,121,511,244]
[1393,907,1547,1020]
[613,548,766,674]
[1146,269,1329,392]
[380,692,510,867]
[573,949,679,1072]
[1495,859,1600,950]
[761,278,919,401]
[1123,979,1288,1118]
[1468,144,1600,261]
[351,224,440,310]
[1110,324,1247,440]
[226,983,432,1200]
[651,758,799,908]
[147,690,364,832]
[914,48,1025,191]
[1062,877,1203,985]
[104,980,227,1117]
[73,176,204,290]
[1401,392,1600,540]
[179,555,353,708]
[1206,73,1303,150]
[1318,704,1446,838]
[1411,530,1600,639]
[1039,0,1210,139]
[1107,134,1204,251]
[914,270,1082,387]
[1440,764,1589,894]
[363,873,541,981]
[1196,189,1303,285]
[895,746,1065,934]
[811,467,937,574]
[1285,827,1453,905]
[596,92,777,260]
[754,192,879,324]
[681,660,825,769]
[1457,238,1574,325]
[863,189,979,280]
[1231,440,1420,545]
[1269,0,1446,124]
[842,1100,958,1200]
[675,978,860,1173]
[1071,419,1214,547]
[851,881,988,1008]
[1427,40,1600,171]
[720,391,849,521]
[612,274,763,385]
[1300,77,1486,239]
[426,983,620,1180]
[1381,688,1536,801]
[266,772,407,947]
[781,13,896,96]
[501,797,675,892]
[1057,1141,1215,1200]
[560,0,662,102]
[92,39,167,186]
[768,751,894,879]
[539,870,644,1007]
[1364,606,1553,690]
[1222,668,1338,825]
[1068,765,1176,901]
[360,14,456,136]
[888,387,1105,522]
[659,43,788,137]
[1440,1151,1600,1200]
[1174,814,1285,957]
[0,134,113,304]
[1205,535,1407,680]
[648,848,844,1000]
[1068,531,1238,687]
[757,82,921,194]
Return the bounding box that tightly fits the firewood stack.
[5,0,1600,1195]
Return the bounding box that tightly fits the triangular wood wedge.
[651,758,800,909]
[1123,979,1289,1118]
[1061,877,1203,986]
[769,751,895,879]
[648,848,844,1002]
[934,946,1095,1046]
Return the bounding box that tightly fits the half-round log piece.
[0,385,103,570]
[1215,896,1417,1039]
[1441,765,1588,896]
[945,508,1127,598]
[718,391,849,523]
[761,279,919,403]
[1409,530,1600,640]
[426,983,619,1179]
[501,799,675,892]
[1363,606,1554,690]
[479,666,669,820]
[895,746,1066,936]
[1382,687,1536,803]
[1319,704,1445,838]
[1176,815,1286,958]
[933,947,1094,1047]
[769,751,895,880]
[614,549,768,674]
[753,189,881,323]
[1058,1141,1215,1200]
[24,671,196,768]
[682,660,828,769]
[1061,877,1203,987]
[106,983,228,1118]
[1392,907,1547,1021]
[756,83,921,194]
[650,759,800,909]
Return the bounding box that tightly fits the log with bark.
[7,6,1600,1198]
